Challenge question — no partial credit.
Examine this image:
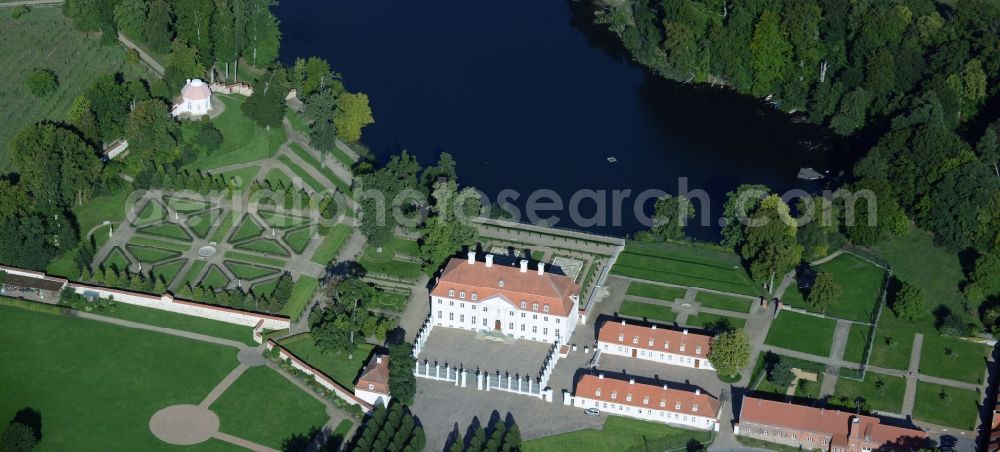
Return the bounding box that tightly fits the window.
[595,388,602,396]
[555,318,560,324]
[532,303,539,311]
[543,328,548,335]
[521,313,526,318]
[543,316,548,322]
[610,391,617,400]
[509,322,514,330]
[482,306,487,311]
[695,346,702,355]
[664,341,670,349]
[642,396,649,405]
[460,315,465,322]
[448,289,455,297]
[618,334,624,342]
[632,336,639,344]
[521,325,525,331]
[472,316,476,324]
[543,305,550,313]
[509,310,514,316]
[498,279,504,287]
[482,318,487,327]
[625,393,632,402]
[532,326,537,333]
[674,402,681,410]
[648,339,654,347]
[520,301,527,309]
[459,291,466,299]
[449,300,454,306]
[532,314,537,320]
[437,311,442,319]
[659,400,666,407]
[437,299,442,304]
[555,329,560,337]
[460,303,465,308]
[449,313,454,321]
[692,404,698,412]
[368,384,374,390]
[471,293,478,301]
[679,345,686,352]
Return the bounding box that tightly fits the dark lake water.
[275,0,839,240]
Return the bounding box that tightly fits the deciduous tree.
[333,92,374,143]
[708,329,751,378]
[808,271,841,312]
[892,282,925,320]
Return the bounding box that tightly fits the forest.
[597,0,999,316]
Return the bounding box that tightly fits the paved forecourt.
[417,328,552,377]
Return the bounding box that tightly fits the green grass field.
[187,210,221,238]
[359,246,422,280]
[610,244,759,296]
[192,96,286,171]
[867,312,916,370]
[842,323,871,363]
[696,291,752,313]
[234,237,290,256]
[211,211,237,242]
[918,334,990,384]
[127,236,194,252]
[177,259,208,288]
[224,261,280,280]
[138,222,193,241]
[625,281,687,301]
[285,109,310,134]
[752,353,826,399]
[278,154,327,192]
[258,210,311,229]
[102,247,131,272]
[151,259,186,286]
[220,166,261,194]
[683,312,746,331]
[223,251,287,268]
[912,381,980,430]
[764,311,836,357]
[96,302,255,346]
[523,416,712,452]
[812,253,886,322]
[0,8,149,171]
[265,168,293,189]
[287,142,350,194]
[230,214,265,243]
[126,244,180,263]
[200,264,230,289]
[279,334,373,389]
[618,300,677,323]
[282,276,319,320]
[311,224,351,265]
[283,226,315,253]
[834,372,906,414]
[209,367,329,450]
[0,304,239,450]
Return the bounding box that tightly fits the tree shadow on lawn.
[7,407,43,443]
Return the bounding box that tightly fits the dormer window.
[471,293,478,301]
[520,301,527,309]
[532,303,539,311]
[448,289,455,297]
[664,341,670,349]
[368,384,374,390]
[543,305,550,313]
[459,291,466,299]
[611,391,617,400]
[625,393,632,402]
[632,336,638,344]
[595,388,601,396]
[618,334,624,342]
[695,346,702,355]
[659,400,666,407]
[692,404,699,412]
[647,339,654,347]
[642,396,649,405]
[674,402,681,410]
[498,279,504,287]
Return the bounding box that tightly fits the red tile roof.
[740,396,927,448]
[576,374,720,418]
[355,354,390,395]
[430,258,579,316]
[597,320,712,359]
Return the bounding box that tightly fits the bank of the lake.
[275,0,844,240]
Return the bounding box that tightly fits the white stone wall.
[431,294,577,344]
[598,340,715,371]
[270,342,373,412]
[67,283,290,330]
[355,388,390,407]
[573,395,719,431]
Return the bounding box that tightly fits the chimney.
[662,384,668,390]
[376,356,382,364]
[538,262,545,275]
[695,389,701,396]
[598,373,604,380]
[651,325,657,330]
[519,259,528,273]
[467,251,476,264]
[629,378,635,385]
[621,320,626,326]
[682,329,688,335]
[485,254,494,267]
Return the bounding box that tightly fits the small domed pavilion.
[172,78,212,117]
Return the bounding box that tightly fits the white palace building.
[572,373,721,431]
[597,320,716,371]
[429,252,580,344]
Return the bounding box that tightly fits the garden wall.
[266,340,373,412]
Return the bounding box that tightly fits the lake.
[275,0,838,240]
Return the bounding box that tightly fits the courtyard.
[417,328,552,377]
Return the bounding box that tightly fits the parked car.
[584,408,600,416]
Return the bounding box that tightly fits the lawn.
[200,264,230,289]
[610,244,759,296]
[285,109,310,134]
[0,303,239,450]
[192,95,286,171]
[872,229,971,329]
[683,312,747,331]
[912,381,980,430]
[151,259,186,286]
[96,302,256,346]
[258,210,311,229]
[834,372,906,413]
[252,278,279,298]
[278,154,327,192]
[102,247,131,272]
[234,237,290,256]
[187,210,220,238]
[752,353,827,399]
[220,165,261,193]
[210,366,329,450]
[697,291,753,313]
[311,224,352,265]
[0,7,149,172]
[867,313,916,370]
[223,251,287,268]
[279,334,374,389]
[842,323,872,363]
[230,214,265,243]
[523,415,712,452]
[138,222,193,241]
[288,142,349,193]
[618,300,677,323]
[625,281,687,302]
[918,334,990,384]
[210,211,237,242]
[126,244,181,263]
[124,237,189,254]
[282,226,315,253]
[265,167,293,188]
[389,236,421,256]
[764,311,837,357]
[224,261,281,280]
[282,276,319,320]
[812,253,886,322]
[359,247,422,281]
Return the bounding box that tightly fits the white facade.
[572,394,719,431]
[355,388,390,407]
[172,78,212,117]
[431,294,577,344]
[598,340,714,371]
